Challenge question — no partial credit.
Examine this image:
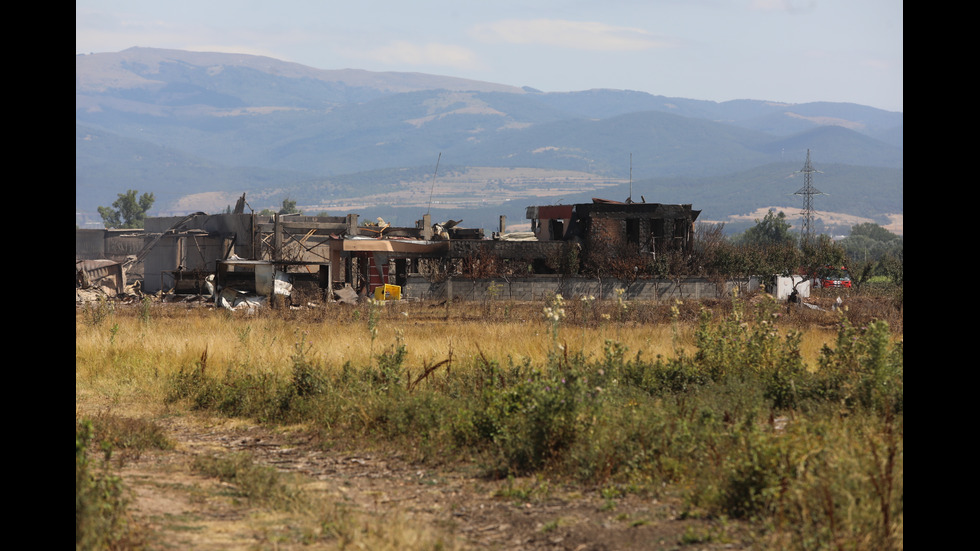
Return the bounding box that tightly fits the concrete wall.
[403,275,761,302]
[104,233,148,259]
[75,229,106,260]
[143,234,227,293]
[146,214,257,259]
[75,229,146,261]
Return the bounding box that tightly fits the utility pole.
[627,153,633,204]
[794,149,824,246]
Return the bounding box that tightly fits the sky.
[75,0,903,112]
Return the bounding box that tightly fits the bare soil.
[110,411,754,550]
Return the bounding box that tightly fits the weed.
[76,416,144,549]
[577,294,597,327]
[237,324,252,346]
[82,296,115,326]
[542,293,566,349]
[366,297,381,358]
[485,280,502,318]
[95,297,900,550]
[89,411,175,461]
[193,452,301,507]
[371,331,408,392]
[541,518,562,532]
[479,361,587,476]
[496,475,551,504]
[669,299,683,353]
[289,333,326,397]
[138,296,152,324]
[815,317,903,413]
[679,525,728,545]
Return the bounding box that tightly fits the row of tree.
[719,209,902,287]
[572,209,901,288]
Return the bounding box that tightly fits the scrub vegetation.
[76,288,902,550]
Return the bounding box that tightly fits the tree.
[278,198,300,215]
[98,190,155,229]
[259,199,302,217]
[849,222,898,242]
[739,210,796,247]
[839,223,903,266]
[800,234,847,274]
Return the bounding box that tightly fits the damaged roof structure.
[76,193,702,302]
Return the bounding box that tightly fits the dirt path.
[109,412,750,550]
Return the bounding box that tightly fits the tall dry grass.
[77,292,902,550]
[77,294,898,403]
[77,296,846,409]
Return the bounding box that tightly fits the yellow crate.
[374,284,402,301]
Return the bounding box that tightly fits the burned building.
[139,212,356,295]
[526,199,701,256]
[77,194,704,302]
[133,210,491,298]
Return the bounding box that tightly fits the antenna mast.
[794,149,824,246]
[627,153,633,204]
[426,152,441,216]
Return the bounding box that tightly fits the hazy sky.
[76,0,903,112]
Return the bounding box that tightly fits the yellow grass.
[76,297,901,551]
[76,300,849,413]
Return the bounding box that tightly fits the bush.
[154,299,901,549]
[76,417,143,549]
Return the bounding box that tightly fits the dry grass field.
[77,290,902,550]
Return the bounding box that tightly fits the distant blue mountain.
[76,47,902,232]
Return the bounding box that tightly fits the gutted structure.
[76,194,704,300]
[527,199,701,255]
[138,212,354,295]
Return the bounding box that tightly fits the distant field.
[719,206,904,236]
[166,166,902,237]
[303,166,627,211]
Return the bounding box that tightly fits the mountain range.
[76,47,903,234]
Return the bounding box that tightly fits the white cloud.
[748,0,817,13]
[358,41,481,70]
[471,19,671,52]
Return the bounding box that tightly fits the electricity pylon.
[794,149,824,246]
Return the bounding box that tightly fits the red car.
[813,265,852,288]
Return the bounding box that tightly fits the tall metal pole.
[794,149,824,246]
[628,153,633,204]
[426,152,441,216]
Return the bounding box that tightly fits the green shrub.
[76,417,142,550]
[81,296,115,326]
[480,368,584,476]
[815,318,903,412]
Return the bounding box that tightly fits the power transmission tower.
[794,149,824,246]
